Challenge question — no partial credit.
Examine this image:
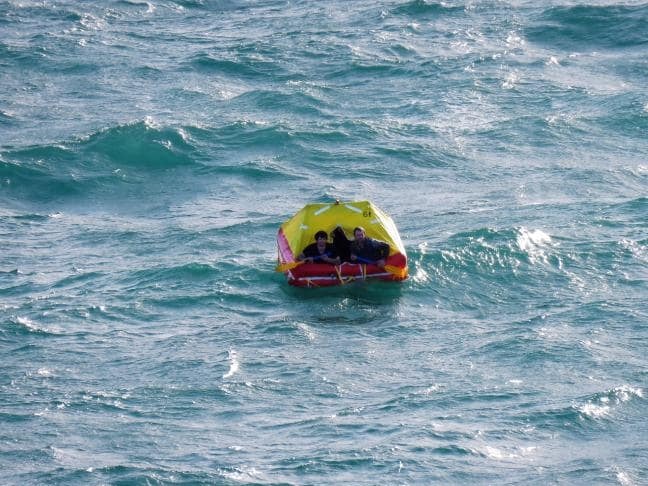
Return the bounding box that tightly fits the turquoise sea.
[1,1,647,484]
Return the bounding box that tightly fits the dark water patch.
[611,196,648,216]
[517,385,644,436]
[133,64,164,79]
[234,89,330,118]
[173,0,260,11]
[1,276,51,299]
[294,119,379,147]
[594,99,648,138]
[560,237,647,286]
[70,385,235,416]
[2,2,83,24]
[326,58,420,82]
[188,51,288,80]
[0,410,34,424]
[0,42,49,67]
[472,331,591,369]
[392,0,465,18]
[611,54,648,88]
[2,143,77,163]
[470,115,574,154]
[515,403,595,435]
[0,155,82,203]
[80,121,198,170]
[287,125,354,147]
[3,315,58,337]
[202,160,301,185]
[1,121,206,206]
[50,271,105,291]
[0,109,15,126]
[190,52,261,76]
[202,218,282,247]
[8,212,51,223]
[209,120,294,149]
[25,465,227,486]
[526,5,648,50]
[277,452,380,476]
[124,262,219,289]
[384,41,422,60]
[142,293,224,311]
[114,0,156,11]
[373,144,447,168]
[49,58,104,76]
[370,389,444,415]
[431,444,474,457]
[310,155,412,182]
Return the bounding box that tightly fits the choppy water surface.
[1,1,647,484]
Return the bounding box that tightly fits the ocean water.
[1,0,647,484]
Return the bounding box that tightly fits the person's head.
[314,230,328,251]
[353,226,366,241]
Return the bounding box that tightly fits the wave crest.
[526,5,648,50]
[80,119,197,169]
[1,120,200,204]
[576,385,644,420]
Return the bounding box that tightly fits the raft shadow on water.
[281,279,404,304]
[278,280,406,330]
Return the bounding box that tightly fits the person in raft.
[298,230,341,265]
[350,226,390,268]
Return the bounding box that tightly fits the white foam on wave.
[609,466,635,486]
[546,56,560,66]
[36,367,54,377]
[577,385,643,419]
[413,241,431,283]
[516,227,552,264]
[140,1,155,14]
[505,31,524,49]
[16,316,43,332]
[477,444,537,462]
[418,385,440,395]
[297,322,316,342]
[223,84,252,100]
[502,71,520,89]
[413,266,430,284]
[79,13,106,31]
[613,384,643,401]
[619,239,647,263]
[219,466,266,483]
[578,402,610,418]
[223,349,239,379]
[143,115,160,130]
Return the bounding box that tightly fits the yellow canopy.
[279,200,406,257]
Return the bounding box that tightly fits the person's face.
[354,229,365,241]
[316,235,327,250]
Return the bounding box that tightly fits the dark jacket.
[302,242,336,261]
[350,237,389,263]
